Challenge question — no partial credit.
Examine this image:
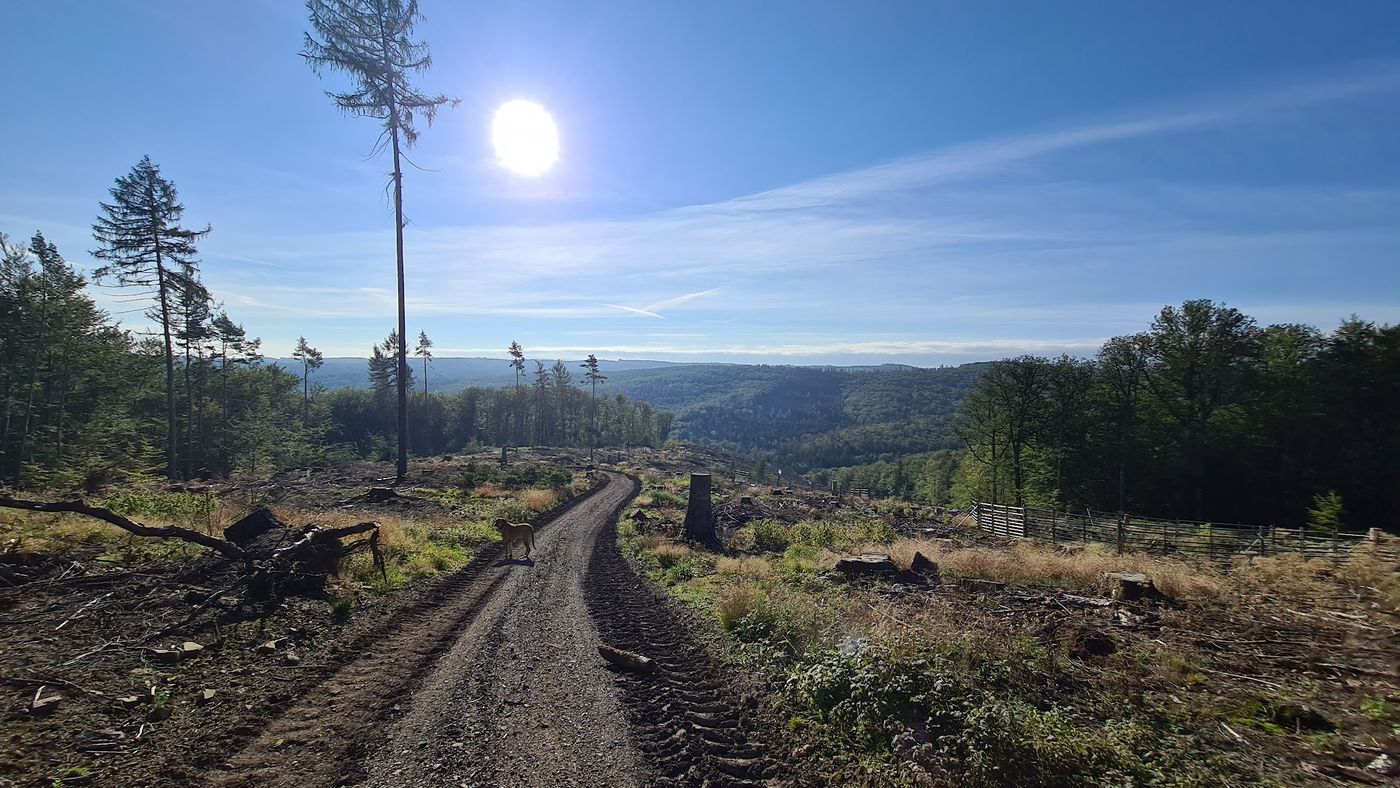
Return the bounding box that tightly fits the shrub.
[650,489,686,508]
[717,584,763,630]
[780,544,821,574]
[750,519,791,552]
[492,498,534,525]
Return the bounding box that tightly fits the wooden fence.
[970,502,1396,565]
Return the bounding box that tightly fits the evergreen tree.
[92,156,209,479]
[414,330,433,398]
[292,336,324,426]
[532,360,551,444]
[508,341,525,445]
[212,314,260,470]
[579,354,607,465]
[303,0,457,482]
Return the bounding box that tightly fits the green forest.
[0,162,670,490]
[600,362,987,468]
[817,300,1399,532]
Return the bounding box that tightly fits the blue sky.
[3,0,1399,364]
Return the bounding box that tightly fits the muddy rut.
[205,472,779,788]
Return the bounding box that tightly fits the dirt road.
[207,472,777,788]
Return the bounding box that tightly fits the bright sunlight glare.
[491,99,559,176]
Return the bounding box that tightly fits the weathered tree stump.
[223,507,284,546]
[834,553,900,578]
[1104,572,1163,601]
[909,551,940,583]
[682,473,718,546]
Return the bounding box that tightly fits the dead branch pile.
[0,495,384,599]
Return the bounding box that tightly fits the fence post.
[1207,523,1214,562]
[1050,508,1058,545]
[1258,524,1267,557]
[1116,512,1126,555]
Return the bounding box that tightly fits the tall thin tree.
[579,354,607,466]
[508,341,525,445]
[92,156,209,479]
[292,336,324,426]
[303,0,457,481]
[415,330,433,398]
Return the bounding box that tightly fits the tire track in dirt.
[355,470,645,788]
[585,474,782,787]
[203,475,625,788]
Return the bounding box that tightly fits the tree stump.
[683,473,718,546]
[834,553,900,578]
[1104,572,1161,601]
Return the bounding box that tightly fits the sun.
[491,99,559,176]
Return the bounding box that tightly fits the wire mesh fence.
[970,501,1396,565]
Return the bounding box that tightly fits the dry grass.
[473,482,509,498]
[652,540,694,567]
[841,537,1230,601]
[716,555,774,578]
[518,488,558,512]
[715,583,762,629]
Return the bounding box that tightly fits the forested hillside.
[293,356,676,392]
[606,363,986,469]
[307,359,988,471]
[840,300,1400,532]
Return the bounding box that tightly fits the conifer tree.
[508,341,525,445]
[292,336,324,426]
[579,354,607,465]
[92,156,209,479]
[303,0,457,481]
[414,330,433,398]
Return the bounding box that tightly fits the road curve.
[207,472,644,788]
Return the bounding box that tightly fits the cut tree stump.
[682,473,718,547]
[1104,572,1164,601]
[598,644,656,674]
[909,551,940,582]
[834,553,900,578]
[223,508,284,547]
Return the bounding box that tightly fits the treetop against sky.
[2,1,1398,364]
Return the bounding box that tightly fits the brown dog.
[495,517,536,559]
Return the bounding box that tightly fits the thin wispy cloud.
[61,59,1400,361]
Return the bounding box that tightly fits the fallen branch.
[0,496,246,560]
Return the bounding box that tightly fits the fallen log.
[0,496,245,559]
[598,644,656,674]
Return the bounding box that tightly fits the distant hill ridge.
[279,357,987,470]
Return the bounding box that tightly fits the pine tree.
[414,330,433,398]
[303,0,457,482]
[508,341,525,445]
[532,360,551,444]
[92,156,210,479]
[212,314,260,470]
[174,276,213,476]
[551,360,573,443]
[292,336,324,426]
[579,354,607,465]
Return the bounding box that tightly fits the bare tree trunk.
[153,227,178,480]
[391,125,409,482]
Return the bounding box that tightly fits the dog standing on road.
[496,518,536,559]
